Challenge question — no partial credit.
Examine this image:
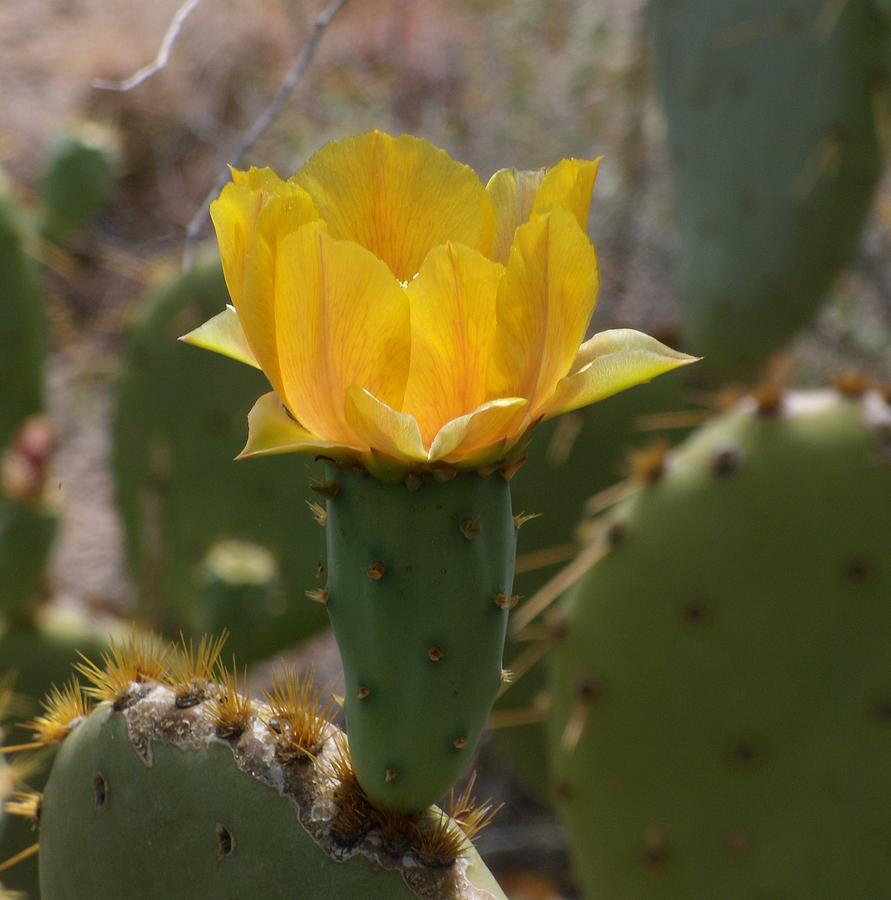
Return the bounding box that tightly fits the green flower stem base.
[324,464,516,811]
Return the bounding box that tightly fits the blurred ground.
[3,1,891,895]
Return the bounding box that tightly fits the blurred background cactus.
[1,1,890,897]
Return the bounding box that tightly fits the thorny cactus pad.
[22,638,506,900]
[550,388,891,899]
[651,0,889,377]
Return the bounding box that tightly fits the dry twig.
[182,0,351,269]
[93,0,202,92]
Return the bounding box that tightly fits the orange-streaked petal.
[274,222,411,445]
[530,157,600,232]
[293,131,495,282]
[179,305,259,368]
[428,397,528,463]
[486,167,546,264]
[344,386,427,462]
[237,392,359,459]
[488,206,599,417]
[402,243,504,445]
[545,329,698,417]
[210,167,319,398]
[486,158,600,263]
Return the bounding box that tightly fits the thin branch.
[93,0,202,92]
[182,0,350,269]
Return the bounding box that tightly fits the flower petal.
[428,397,528,464]
[401,242,503,445]
[274,222,411,445]
[486,158,600,264]
[488,206,599,417]
[486,167,546,264]
[210,167,319,398]
[530,157,600,232]
[343,386,427,462]
[545,329,699,417]
[179,305,259,368]
[293,131,495,282]
[237,392,356,459]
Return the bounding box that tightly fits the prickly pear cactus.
[323,465,516,812]
[192,539,287,664]
[651,0,889,376]
[496,374,691,795]
[113,261,327,656]
[33,641,506,899]
[38,123,119,245]
[550,388,891,898]
[0,199,44,454]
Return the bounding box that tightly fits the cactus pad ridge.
[205,657,252,741]
[36,673,506,899]
[74,633,173,708]
[261,667,334,764]
[169,631,229,709]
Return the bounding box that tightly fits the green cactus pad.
[191,539,287,664]
[0,626,107,896]
[38,125,118,245]
[113,260,327,657]
[651,0,889,376]
[550,389,891,898]
[39,685,506,899]
[324,465,516,812]
[0,199,44,454]
[497,374,691,797]
[0,499,56,627]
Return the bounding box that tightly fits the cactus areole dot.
[179,131,695,810]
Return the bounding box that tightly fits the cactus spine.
[550,388,891,898]
[323,465,516,812]
[34,642,506,899]
[496,374,691,795]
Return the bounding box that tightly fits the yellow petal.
[237,392,357,459]
[343,387,427,462]
[210,167,319,398]
[401,243,503,445]
[530,157,600,232]
[545,329,699,417]
[274,222,411,445]
[488,206,599,417]
[428,397,528,464]
[293,131,495,282]
[486,158,600,264]
[486,167,546,264]
[179,305,259,368]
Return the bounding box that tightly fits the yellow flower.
[182,131,696,477]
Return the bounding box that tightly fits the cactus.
[113,260,327,657]
[323,464,516,813]
[30,640,506,899]
[651,0,889,376]
[549,387,891,898]
[37,123,119,246]
[0,199,44,455]
[496,373,692,795]
[192,539,287,665]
